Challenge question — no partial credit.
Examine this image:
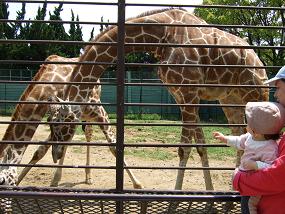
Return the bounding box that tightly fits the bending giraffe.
[0,55,143,188]
[47,8,269,190]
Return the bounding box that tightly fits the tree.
[0,2,12,61]
[67,10,83,57]
[195,0,285,74]
[25,2,49,63]
[89,27,95,41]
[10,3,26,38]
[1,2,85,75]
[0,2,13,39]
[46,3,69,56]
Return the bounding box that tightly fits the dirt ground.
[0,116,235,191]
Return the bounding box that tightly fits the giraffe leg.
[94,105,143,189]
[175,106,213,190]
[83,124,93,185]
[108,146,143,189]
[194,128,213,190]
[17,144,51,185]
[175,127,193,190]
[50,146,67,187]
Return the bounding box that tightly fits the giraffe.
[0,55,143,188]
[48,8,268,189]
[37,8,269,190]
[6,8,268,189]
[45,8,268,189]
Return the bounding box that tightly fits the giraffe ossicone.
[48,8,268,190]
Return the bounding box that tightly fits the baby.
[213,102,285,214]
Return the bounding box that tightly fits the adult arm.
[233,154,285,196]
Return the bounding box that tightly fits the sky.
[8,0,203,41]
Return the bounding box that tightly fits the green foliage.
[125,148,176,160]
[195,0,285,75]
[1,2,84,71]
[66,10,83,57]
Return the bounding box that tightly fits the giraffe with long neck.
[20,9,268,189]
[48,8,268,190]
[0,55,143,188]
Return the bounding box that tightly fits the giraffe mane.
[83,7,187,54]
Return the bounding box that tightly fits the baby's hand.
[243,160,258,171]
[212,131,227,143]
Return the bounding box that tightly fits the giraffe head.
[47,96,79,163]
[0,166,18,186]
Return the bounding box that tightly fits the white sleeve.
[256,161,271,169]
[225,133,250,150]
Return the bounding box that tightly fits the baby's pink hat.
[246,102,285,134]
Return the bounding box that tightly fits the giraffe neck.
[0,56,77,167]
[66,9,201,103]
[65,8,267,108]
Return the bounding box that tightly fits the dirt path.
[0,116,235,191]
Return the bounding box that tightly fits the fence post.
[116,0,126,213]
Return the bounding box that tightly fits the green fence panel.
[1,81,241,121]
[0,83,28,115]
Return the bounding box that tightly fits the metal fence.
[0,0,284,213]
[0,70,224,120]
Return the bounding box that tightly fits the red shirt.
[233,134,285,214]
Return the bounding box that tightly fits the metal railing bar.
[0,185,238,194]
[0,80,116,85]
[1,39,284,50]
[0,81,272,88]
[0,191,241,201]
[1,0,283,11]
[4,0,118,6]
[0,19,116,26]
[0,100,116,106]
[126,22,285,30]
[0,100,249,107]
[1,19,284,30]
[0,61,281,70]
[125,103,245,107]
[0,60,116,66]
[3,0,284,11]
[0,121,246,127]
[0,163,116,169]
[124,123,245,127]
[0,121,116,126]
[0,39,116,46]
[124,43,285,49]
[126,3,285,11]
[0,163,235,171]
[124,83,269,88]
[0,141,232,148]
[124,63,281,69]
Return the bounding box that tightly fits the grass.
[125,148,176,160]
[74,118,237,161]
